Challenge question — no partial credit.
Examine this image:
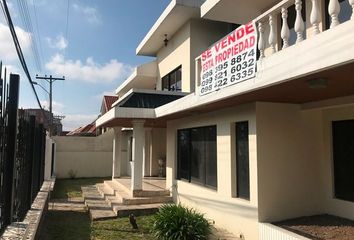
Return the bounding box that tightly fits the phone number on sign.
[200,49,256,95]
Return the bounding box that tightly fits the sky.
[0,0,170,130]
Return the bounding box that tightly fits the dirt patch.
[275,214,354,240]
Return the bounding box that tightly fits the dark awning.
[116,92,184,109]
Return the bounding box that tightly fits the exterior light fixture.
[164,34,168,47]
[307,78,328,89]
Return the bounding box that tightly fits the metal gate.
[0,63,46,233]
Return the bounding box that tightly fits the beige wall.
[54,130,114,178]
[44,136,54,180]
[157,21,191,92]
[151,128,167,176]
[166,103,259,240]
[165,100,354,239]
[156,19,230,93]
[257,102,354,223]
[256,102,324,222]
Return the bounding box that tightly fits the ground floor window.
[177,125,217,189]
[236,121,250,200]
[332,120,354,202]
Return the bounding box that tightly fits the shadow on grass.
[52,177,110,199]
[38,210,90,240]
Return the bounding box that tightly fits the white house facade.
[96,0,354,239]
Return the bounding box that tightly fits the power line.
[16,0,42,71]
[0,0,45,114]
[32,0,44,66]
[65,0,70,43]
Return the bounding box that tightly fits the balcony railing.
[256,0,354,59]
[195,0,354,91]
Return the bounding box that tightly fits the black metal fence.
[0,63,47,233]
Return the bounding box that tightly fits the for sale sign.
[199,22,257,95]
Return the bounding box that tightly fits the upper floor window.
[162,66,182,92]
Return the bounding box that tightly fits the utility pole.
[35,75,65,136]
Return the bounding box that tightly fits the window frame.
[176,125,217,190]
[235,121,250,200]
[161,65,182,92]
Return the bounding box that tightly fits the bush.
[151,204,211,240]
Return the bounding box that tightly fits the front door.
[332,120,354,202]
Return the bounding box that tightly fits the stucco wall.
[44,136,54,180]
[166,103,259,240]
[157,21,191,92]
[256,102,354,223]
[151,128,166,176]
[156,19,230,93]
[256,102,324,222]
[54,130,114,178]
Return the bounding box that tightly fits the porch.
[112,176,169,197]
[82,177,172,221]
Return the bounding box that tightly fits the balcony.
[155,0,354,119]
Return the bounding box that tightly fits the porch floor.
[113,177,167,191]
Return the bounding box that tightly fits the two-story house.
[96,0,354,239]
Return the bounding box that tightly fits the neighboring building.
[66,121,97,136]
[98,95,119,135]
[96,0,354,239]
[24,108,63,136]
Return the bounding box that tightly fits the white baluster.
[348,0,354,20]
[281,7,290,49]
[268,15,276,54]
[310,0,321,35]
[328,0,341,28]
[258,22,265,58]
[295,0,305,43]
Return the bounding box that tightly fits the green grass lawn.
[39,209,91,240]
[52,177,110,199]
[40,177,155,240]
[40,210,155,240]
[91,215,155,240]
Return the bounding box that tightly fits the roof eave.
[136,0,204,56]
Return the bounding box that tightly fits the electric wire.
[16,0,42,71]
[0,0,46,116]
[32,0,44,69]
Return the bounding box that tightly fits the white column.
[258,22,265,58]
[112,127,122,179]
[268,15,276,54]
[131,120,145,191]
[295,0,305,43]
[328,0,340,28]
[311,0,321,35]
[281,7,290,49]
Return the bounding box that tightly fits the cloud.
[0,23,31,62]
[39,100,97,130]
[1,64,20,75]
[40,100,65,115]
[45,54,133,84]
[62,114,98,131]
[93,90,116,100]
[46,35,68,50]
[72,3,101,25]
